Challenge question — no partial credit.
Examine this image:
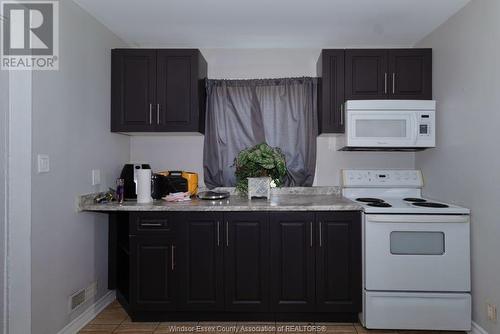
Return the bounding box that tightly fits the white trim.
[7,70,32,334]
[56,291,116,334]
[469,321,489,334]
[1,70,9,334]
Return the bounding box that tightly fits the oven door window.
[390,231,445,255]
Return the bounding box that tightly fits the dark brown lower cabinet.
[316,212,362,312]
[129,235,176,311]
[225,212,270,312]
[112,211,361,321]
[270,212,316,312]
[177,212,224,311]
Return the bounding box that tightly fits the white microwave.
[337,100,436,151]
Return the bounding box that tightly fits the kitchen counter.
[78,187,362,212]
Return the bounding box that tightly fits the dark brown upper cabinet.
[345,49,432,101]
[318,48,432,134]
[389,49,432,99]
[345,49,388,100]
[111,49,207,133]
[317,50,345,133]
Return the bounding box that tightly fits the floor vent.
[69,281,98,312]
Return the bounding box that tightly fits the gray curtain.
[204,77,318,188]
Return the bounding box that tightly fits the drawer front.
[130,212,174,234]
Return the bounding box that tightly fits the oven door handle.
[367,215,469,224]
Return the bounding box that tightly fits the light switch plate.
[92,169,101,186]
[37,154,50,173]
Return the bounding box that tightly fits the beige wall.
[130,48,415,186]
[415,0,500,332]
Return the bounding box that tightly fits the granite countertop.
[78,187,362,212]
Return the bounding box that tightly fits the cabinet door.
[177,212,224,311]
[156,50,199,132]
[315,212,362,313]
[389,49,432,99]
[345,50,388,100]
[130,236,176,310]
[111,49,156,132]
[270,212,315,312]
[317,50,345,133]
[225,212,270,312]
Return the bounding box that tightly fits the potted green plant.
[233,143,287,198]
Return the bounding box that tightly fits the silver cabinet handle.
[140,222,162,227]
[156,104,160,125]
[319,222,323,248]
[310,222,313,248]
[171,245,175,271]
[340,103,344,126]
[392,73,396,94]
[384,73,388,94]
[149,103,152,124]
[217,222,220,246]
[226,221,229,247]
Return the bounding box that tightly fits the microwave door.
[348,113,415,147]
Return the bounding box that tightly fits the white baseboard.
[469,321,489,334]
[57,290,116,334]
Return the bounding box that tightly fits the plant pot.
[247,177,271,200]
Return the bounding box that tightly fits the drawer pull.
[140,222,162,227]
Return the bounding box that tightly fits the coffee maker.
[120,164,151,200]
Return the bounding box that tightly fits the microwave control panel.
[417,112,434,137]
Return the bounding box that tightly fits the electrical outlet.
[488,303,497,322]
[91,169,101,186]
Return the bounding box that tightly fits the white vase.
[247,177,271,200]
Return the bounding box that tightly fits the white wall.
[130,48,415,186]
[415,1,500,333]
[30,1,130,333]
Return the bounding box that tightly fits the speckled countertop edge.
[78,187,363,212]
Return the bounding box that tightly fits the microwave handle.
[412,113,419,144]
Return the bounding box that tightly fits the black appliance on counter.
[164,171,188,194]
[120,164,189,200]
[120,164,151,200]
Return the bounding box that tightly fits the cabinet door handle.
[226,221,229,247]
[340,103,344,126]
[319,222,323,248]
[156,104,160,125]
[149,103,152,124]
[392,72,396,94]
[217,221,220,246]
[171,245,175,271]
[384,73,388,94]
[310,222,313,248]
[140,222,162,227]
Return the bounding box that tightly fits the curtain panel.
[203,77,318,189]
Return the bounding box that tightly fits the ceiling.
[74,0,471,48]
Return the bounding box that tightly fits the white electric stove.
[342,170,471,331]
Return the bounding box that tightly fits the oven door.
[347,112,417,147]
[364,214,470,292]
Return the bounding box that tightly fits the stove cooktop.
[349,197,468,214]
